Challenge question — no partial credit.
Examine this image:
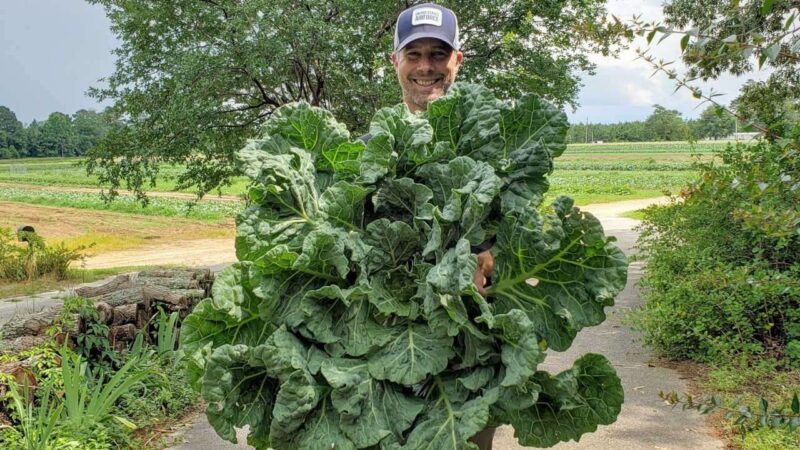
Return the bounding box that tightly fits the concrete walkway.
[165,198,725,450]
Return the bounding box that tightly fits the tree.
[692,104,736,140]
[645,105,689,141]
[39,112,75,157]
[86,0,628,198]
[0,106,25,153]
[658,0,799,140]
[72,109,110,155]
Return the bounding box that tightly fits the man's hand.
[473,249,494,295]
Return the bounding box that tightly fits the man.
[391,3,496,449]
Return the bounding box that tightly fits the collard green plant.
[180,83,628,449]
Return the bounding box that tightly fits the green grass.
[0,157,250,195]
[546,169,696,205]
[2,142,713,213]
[564,140,735,154]
[702,363,800,450]
[0,186,243,221]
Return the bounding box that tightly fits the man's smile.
[412,77,443,87]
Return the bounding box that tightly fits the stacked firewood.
[0,267,213,358]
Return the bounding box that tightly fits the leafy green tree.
[0,106,25,154]
[659,0,799,139]
[72,109,110,155]
[645,105,689,141]
[39,112,75,157]
[692,104,736,140]
[86,0,628,198]
[24,120,43,157]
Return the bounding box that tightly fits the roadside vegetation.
[0,299,198,449]
[625,0,800,447]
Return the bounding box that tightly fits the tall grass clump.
[0,228,88,282]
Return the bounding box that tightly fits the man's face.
[391,38,463,113]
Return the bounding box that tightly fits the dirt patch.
[1,201,234,256]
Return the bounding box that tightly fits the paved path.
[165,197,724,450]
[1,197,725,449]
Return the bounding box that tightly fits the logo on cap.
[412,8,442,26]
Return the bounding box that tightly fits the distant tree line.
[0,106,111,159]
[567,104,737,143]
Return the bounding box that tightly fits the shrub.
[634,140,800,365]
[0,227,88,282]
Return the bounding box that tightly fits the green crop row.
[0,186,243,221]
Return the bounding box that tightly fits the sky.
[0,0,774,125]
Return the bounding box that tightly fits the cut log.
[91,287,145,308]
[142,285,191,308]
[73,274,133,298]
[95,301,113,325]
[139,268,211,280]
[135,277,201,290]
[109,323,137,344]
[135,304,151,329]
[111,304,138,325]
[0,305,64,339]
[0,335,47,355]
[0,356,41,398]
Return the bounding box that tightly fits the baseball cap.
[394,3,460,51]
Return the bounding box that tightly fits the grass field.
[1,140,719,204]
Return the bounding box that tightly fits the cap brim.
[395,32,456,51]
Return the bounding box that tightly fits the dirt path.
[83,238,237,269]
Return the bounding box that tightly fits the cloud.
[570,0,775,123]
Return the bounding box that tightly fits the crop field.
[0,140,719,251]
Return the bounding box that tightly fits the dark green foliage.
[634,139,800,364]
[181,84,627,449]
[84,0,628,199]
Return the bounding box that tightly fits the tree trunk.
[0,305,64,338]
[73,274,134,298]
[111,304,138,325]
[91,287,145,307]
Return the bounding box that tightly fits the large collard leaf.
[369,104,441,169]
[494,310,544,387]
[180,263,273,389]
[235,206,306,271]
[503,354,623,447]
[368,322,455,385]
[497,94,568,181]
[400,379,499,450]
[372,177,435,224]
[319,181,372,229]
[415,157,502,244]
[260,102,364,177]
[321,358,425,448]
[201,344,277,448]
[361,218,421,274]
[238,147,319,219]
[425,83,500,162]
[489,198,628,351]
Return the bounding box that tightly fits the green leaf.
[494,310,544,387]
[362,219,421,274]
[180,263,274,389]
[372,177,435,223]
[489,199,628,351]
[504,354,623,447]
[764,43,781,61]
[498,94,568,181]
[201,344,276,447]
[761,0,775,15]
[401,382,499,450]
[791,393,799,414]
[680,34,690,52]
[368,323,455,385]
[321,359,424,447]
[319,181,372,229]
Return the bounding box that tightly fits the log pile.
[0,268,213,355]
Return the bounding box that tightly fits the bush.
[634,140,800,365]
[0,227,88,282]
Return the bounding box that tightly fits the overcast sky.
[0,0,773,125]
